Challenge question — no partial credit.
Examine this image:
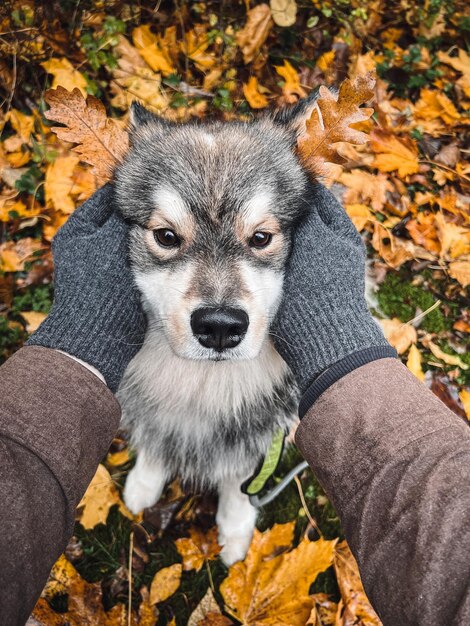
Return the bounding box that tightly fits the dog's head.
[115,99,316,362]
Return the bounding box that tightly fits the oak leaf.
[236,4,273,64]
[41,57,88,96]
[270,0,297,27]
[149,563,182,605]
[297,73,374,173]
[407,344,425,382]
[221,522,336,625]
[243,76,269,109]
[334,541,382,626]
[414,89,461,128]
[183,26,216,70]
[44,87,129,185]
[78,463,133,529]
[175,526,221,572]
[370,129,420,178]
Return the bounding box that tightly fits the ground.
[0,1,469,624]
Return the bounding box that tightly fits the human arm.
[273,183,470,625]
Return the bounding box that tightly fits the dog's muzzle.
[190,307,249,351]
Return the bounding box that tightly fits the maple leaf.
[149,563,183,605]
[340,169,393,212]
[78,464,133,529]
[44,86,129,185]
[175,526,221,572]
[370,129,420,178]
[221,522,336,625]
[243,76,269,109]
[132,25,175,75]
[41,58,88,96]
[236,4,273,64]
[297,73,375,174]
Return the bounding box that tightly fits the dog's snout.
[191,307,249,351]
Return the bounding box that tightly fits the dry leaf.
[237,4,273,64]
[434,213,469,260]
[427,341,468,370]
[345,204,374,231]
[297,73,375,173]
[308,593,338,625]
[175,526,221,572]
[184,26,216,70]
[0,237,43,272]
[243,76,269,109]
[132,25,175,75]
[21,310,47,333]
[221,522,336,625]
[334,541,382,626]
[149,563,182,605]
[449,258,470,287]
[44,87,129,185]
[370,129,420,178]
[407,344,425,382]
[275,60,307,102]
[379,318,417,354]
[45,154,80,214]
[5,109,34,142]
[340,170,393,212]
[414,89,461,128]
[270,0,297,27]
[78,464,133,529]
[188,588,230,626]
[459,389,470,420]
[41,58,88,96]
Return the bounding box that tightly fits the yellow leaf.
[0,191,41,222]
[106,448,131,467]
[5,109,34,142]
[243,76,269,109]
[183,26,216,70]
[449,258,470,287]
[236,4,273,64]
[275,59,307,102]
[437,49,470,97]
[21,311,47,333]
[380,318,417,354]
[460,390,470,420]
[317,50,335,73]
[132,25,175,75]
[370,129,420,178]
[407,344,425,382]
[221,522,336,625]
[149,563,182,605]
[43,554,77,600]
[78,464,133,529]
[0,237,42,272]
[44,87,129,185]
[334,541,382,626]
[340,170,393,212]
[188,588,230,626]
[45,154,80,214]
[345,203,373,231]
[414,89,461,126]
[41,58,88,96]
[297,73,374,173]
[270,0,297,27]
[175,527,221,572]
[427,341,468,370]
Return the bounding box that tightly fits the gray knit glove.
[27,184,146,392]
[273,183,395,415]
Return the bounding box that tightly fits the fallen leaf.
[78,463,133,529]
[270,0,297,27]
[340,170,393,212]
[427,341,469,370]
[414,89,461,128]
[307,593,338,625]
[221,522,336,625]
[0,238,43,272]
[188,588,231,626]
[237,4,273,64]
[132,25,175,75]
[407,344,425,382]
[437,49,470,97]
[434,213,469,260]
[345,204,374,231]
[449,258,470,287]
[297,73,374,173]
[5,109,34,142]
[370,129,420,178]
[184,26,216,70]
[243,76,269,109]
[379,318,417,354]
[460,389,470,420]
[21,310,47,333]
[45,154,80,214]
[275,60,307,102]
[175,526,221,572]
[41,58,88,96]
[149,563,182,605]
[334,541,382,626]
[44,87,129,184]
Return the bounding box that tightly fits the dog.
[114,94,318,565]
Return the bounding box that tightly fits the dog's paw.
[123,468,163,514]
[219,532,252,566]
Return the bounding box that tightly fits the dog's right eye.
[154,228,181,248]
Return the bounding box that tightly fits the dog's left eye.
[249,231,272,249]
[154,228,181,248]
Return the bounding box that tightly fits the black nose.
[191,307,249,351]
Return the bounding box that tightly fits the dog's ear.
[270,88,320,139]
[129,101,175,139]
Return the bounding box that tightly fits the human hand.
[27,184,146,392]
[272,183,395,411]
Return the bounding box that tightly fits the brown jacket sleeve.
[296,357,470,626]
[0,346,120,625]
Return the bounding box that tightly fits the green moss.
[0,316,25,362]
[12,284,53,314]
[377,273,450,333]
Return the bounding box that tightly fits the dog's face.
[115,102,313,362]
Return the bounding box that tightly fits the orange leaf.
[370,129,420,178]
[236,4,273,64]
[175,526,221,572]
[0,238,43,272]
[44,87,129,185]
[275,60,307,102]
[243,76,269,109]
[297,73,375,173]
[149,563,182,605]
